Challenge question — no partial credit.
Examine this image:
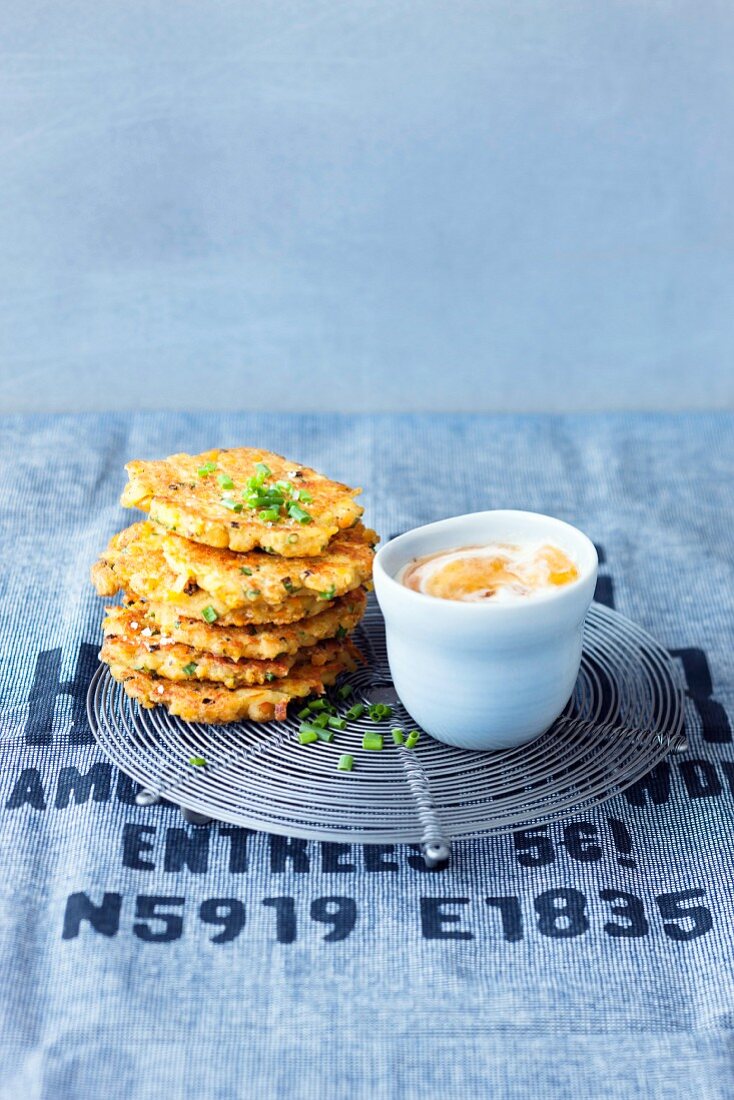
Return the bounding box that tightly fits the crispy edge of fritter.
[106,588,367,660]
[158,522,377,609]
[100,634,349,689]
[131,589,340,627]
[107,642,360,724]
[91,521,375,616]
[90,524,339,623]
[121,447,364,556]
[100,636,294,688]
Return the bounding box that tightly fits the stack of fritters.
[91,448,375,723]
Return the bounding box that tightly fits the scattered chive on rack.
[291,693,422,770]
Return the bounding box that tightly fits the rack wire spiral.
[87,600,686,866]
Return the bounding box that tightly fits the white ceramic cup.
[372,510,598,751]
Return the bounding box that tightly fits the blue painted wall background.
[1,1,732,413]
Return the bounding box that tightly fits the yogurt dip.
[398,542,579,603]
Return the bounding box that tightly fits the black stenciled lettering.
[364,845,398,873]
[655,890,713,941]
[721,761,734,796]
[310,897,357,941]
[116,770,141,805]
[320,842,356,873]
[513,827,555,867]
[670,648,732,744]
[55,763,112,809]
[607,818,637,868]
[563,822,602,863]
[485,897,523,942]
[535,888,589,938]
[200,898,246,943]
[420,898,473,940]
[5,768,47,810]
[164,827,210,873]
[219,827,254,873]
[133,896,185,942]
[25,644,98,746]
[623,763,671,807]
[269,836,310,873]
[678,759,723,800]
[122,823,156,870]
[62,892,122,939]
[263,897,297,943]
[599,889,649,938]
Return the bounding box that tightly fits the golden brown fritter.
[91,520,376,619]
[121,447,363,556]
[100,628,349,689]
[107,644,359,723]
[105,589,367,661]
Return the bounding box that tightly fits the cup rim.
[373,509,598,614]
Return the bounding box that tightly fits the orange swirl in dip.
[399,542,579,603]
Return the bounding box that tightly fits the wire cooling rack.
[87,600,686,866]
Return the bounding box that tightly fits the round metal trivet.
[87,601,685,865]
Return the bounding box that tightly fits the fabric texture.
[0,411,732,1099]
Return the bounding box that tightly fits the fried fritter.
[105,589,367,661]
[107,644,359,723]
[100,628,349,689]
[121,447,363,556]
[91,521,376,619]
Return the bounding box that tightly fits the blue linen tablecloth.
[0,412,732,1099]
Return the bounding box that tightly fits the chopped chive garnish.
[246,588,261,599]
[317,728,335,743]
[202,606,218,623]
[258,508,280,523]
[197,462,217,477]
[308,699,328,712]
[368,703,392,722]
[312,713,330,729]
[335,625,348,641]
[265,672,276,682]
[345,703,365,720]
[297,705,312,720]
[405,730,421,749]
[220,498,243,512]
[338,754,354,772]
[287,502,313,524]
[298,728,319,745]
[254,462,272,481]
[182,662,198,677]
[297,489,313,503]
[188,755,207,767]
[362,732,383,751]
[282,577,296,593]
[336,683,352,699]
[274,480,292,493]
[318,585,337,601]
[287,534,299,544]
[328,716,347,731]
[218,473,235,489]
[299,722,322,735]
[240,566,253,576]
[392,728,405,745]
